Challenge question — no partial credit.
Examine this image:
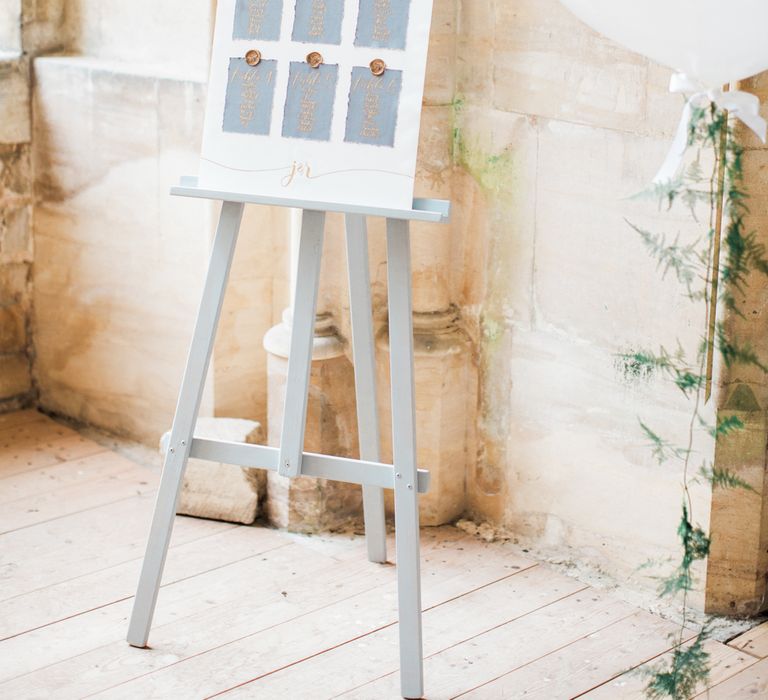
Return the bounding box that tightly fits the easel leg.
[386,218,424,699]
[127,201,244,648]
[345,214,387,564]
[278,210,326,478]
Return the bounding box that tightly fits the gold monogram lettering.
[282,161,313,187]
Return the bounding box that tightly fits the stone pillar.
[0,137,34,412]
[377,308,472,525]
[705,71,768,616]
[373,0,475,526]
[0,11,33,412]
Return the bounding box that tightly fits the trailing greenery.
[624,102,768,698]
[705,414,744,439]
[643,628,711,700]
[657,504,711,598]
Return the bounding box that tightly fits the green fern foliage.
[644,630,711,700]
[700,465,756,493]
[628,102,768,699]
[658,504,710,598]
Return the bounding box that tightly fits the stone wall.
[7,0,768,611]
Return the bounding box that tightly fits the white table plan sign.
[198,0,434,210]
[126,1,447,699]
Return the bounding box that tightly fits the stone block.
[644,61,683,139]
[492,0,648,133]
[533,118,707,351]
[706,395,768,616]
[455,2,493,109]
[65,0,213,76]
[0,142,31,195]
[452,105,538,322]
[264,345,363,534]
[0,261,28,306]
[0,304,26,352]
[0,0,21,53]
[20,0,68,54]
[1,204,31,260]
[0,56,30,144]
[160,417,265,525]
[0,352,31,400]
[736,72,768,151]
[424,0,457,107]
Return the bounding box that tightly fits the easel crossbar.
[190,438,431,493]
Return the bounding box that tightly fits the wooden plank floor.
[0,410,760,699]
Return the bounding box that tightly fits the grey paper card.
[292,0,345,44]
[354,0,412,50]
[282,62,339,141]
[233,0,284,41]
[344,67,403,147]
[223,58,278,136]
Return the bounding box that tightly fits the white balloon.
[559,0,768,87]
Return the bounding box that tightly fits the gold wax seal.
[370,59,386,76]
[245,49,262,66]
[306,51,324,68]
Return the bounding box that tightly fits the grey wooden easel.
[126,176,450,700]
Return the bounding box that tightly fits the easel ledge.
[172,176,452,223]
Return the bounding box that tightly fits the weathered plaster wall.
[31,0,289,441]
[453,0,716,602]
[273,1,719,586]
[288,0,720,595]
[33,60,214,437]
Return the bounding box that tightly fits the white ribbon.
[654,73,767,184]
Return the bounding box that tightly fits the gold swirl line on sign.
[200,157,413,182]
[200,157,291,174]
[306,168,413,181]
